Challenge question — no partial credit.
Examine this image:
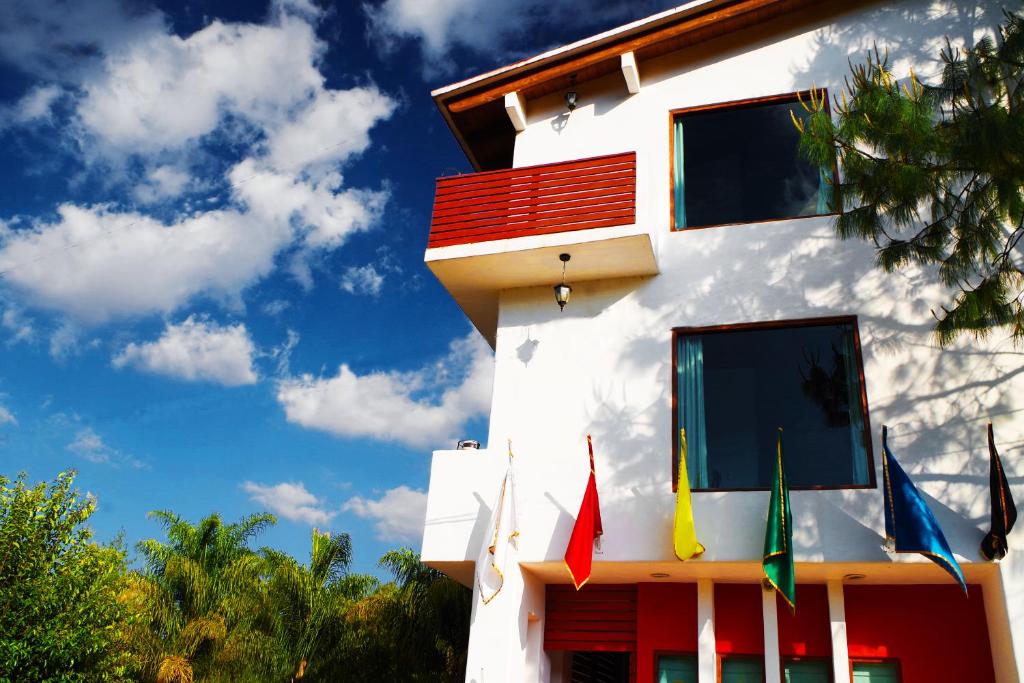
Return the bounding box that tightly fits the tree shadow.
[476,0,1022,570]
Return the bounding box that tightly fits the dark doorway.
[570,651,631,683]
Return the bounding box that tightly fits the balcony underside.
[426,229,657,347]
[425,152,649,346]
[424,558,999,591]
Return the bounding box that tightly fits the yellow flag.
[674,429,705,560]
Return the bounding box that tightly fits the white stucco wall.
[421,1,1024,680]
[472,0,1024,570]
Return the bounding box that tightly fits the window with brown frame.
[670,92,835,230]
[672,317,873,491]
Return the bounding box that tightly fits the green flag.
[763,429,795,611]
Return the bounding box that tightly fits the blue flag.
[882,426,966,590]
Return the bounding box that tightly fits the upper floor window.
[673,317,873,491]
[671,93,833,230]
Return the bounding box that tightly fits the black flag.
[980,423,1017,561]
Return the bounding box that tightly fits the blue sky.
[0,0,675,575]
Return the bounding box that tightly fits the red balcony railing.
[428,151,636,249]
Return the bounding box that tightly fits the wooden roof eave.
[433,0,826,170]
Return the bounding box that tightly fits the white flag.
[476,449,519,605]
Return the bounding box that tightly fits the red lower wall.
[715,583,764,655]
[845,584,994,683]
[636,583,698,683]
[545,582,995,683]
[777,584,831,658]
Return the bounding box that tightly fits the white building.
[419,1,1024,681]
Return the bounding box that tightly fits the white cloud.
[229,159,389,250]
[276,331,493,449]
[242,480,333,526]
[133,165,192,204]
[113,316,258,386]
[16,85,61,122]
[365,0,663,75]
[0,2,395,323]
[0,0,166,82]
[0,203,286,322]
[340,264,385,296]
[67,427,110,463]
[1,85,63,128]
[262,299,291,317]
[265,86,396,170]
[1,305,33,344]
[66,426,142,468]
[0,404,15,426]
[0,162,390,323]
[343,485,427,542]
[49,320,81,360]
[77,13,322,157]
[268,329,300,376]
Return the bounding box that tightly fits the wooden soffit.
[433,0,824,170]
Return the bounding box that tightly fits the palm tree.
[129,511,283,682]
[264,529,356,681]
[378,548,472,682]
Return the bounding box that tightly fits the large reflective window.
[672,96,831,229]
[675,319,872,490]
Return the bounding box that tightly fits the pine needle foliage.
[796,10,1024,345]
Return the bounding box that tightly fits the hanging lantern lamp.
[565,74,578,113]
[554,253,572,311]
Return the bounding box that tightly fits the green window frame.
[852,660,900,683]
[658,653,698,683]
[784,657,832,683]
[720,655,765,683]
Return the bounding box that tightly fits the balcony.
[424,151,657,346]
[428,152,637,248]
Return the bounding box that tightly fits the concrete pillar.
[465,564,528,683]
[984,563,1020,683]
[762,587,781,683]
[697,579,716,683]
[827,580,850,683]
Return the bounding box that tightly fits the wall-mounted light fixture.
[553,253,572,311]
[565,74,578,113]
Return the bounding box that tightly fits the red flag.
[564,435,603,590]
